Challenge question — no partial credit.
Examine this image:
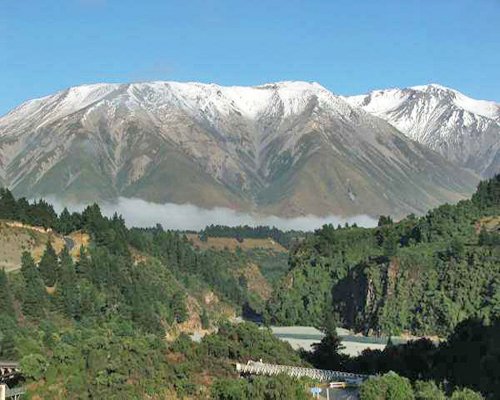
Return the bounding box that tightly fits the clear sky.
[0,0,499,115]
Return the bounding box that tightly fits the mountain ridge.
[0,80,480,218]
[345,84,500,177]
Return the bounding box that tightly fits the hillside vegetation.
[266,175,500,336]
[0,178,498,398]
[0,190,308,398]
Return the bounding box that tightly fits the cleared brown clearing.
[0,220,90,271]
[185,233,287,252]
[477,216,500,232]
[67,230,91,256]
[236,263,273,301]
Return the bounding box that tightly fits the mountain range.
[0,81,492,218]
[346,84,500,177]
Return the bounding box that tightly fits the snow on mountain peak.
[410,83,452,92]
[349,84,500,121]
[0,79,481,219]
[345,84,500,177]
[1,80,348,128]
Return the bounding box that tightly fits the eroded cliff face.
[332,246,498,337]
[332,256,389,334]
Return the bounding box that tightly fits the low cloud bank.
[49,197,377,232]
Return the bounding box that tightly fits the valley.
[2,2,498,399]
[0,175,498,398]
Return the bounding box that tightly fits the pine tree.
[39,240,59,287]
[172,292,188,323]
[311,313,345,370]
[58,247,79,319]
[0,314,18,359]
[378,215,394,226]
[58,207,74,234]
[0,188,19,220]
[20,252,47,318]
[76,245,89,276]
[0,269,15,317]
[200,308,210,330]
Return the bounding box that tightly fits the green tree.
[0,188,19,220]
[383,232,399,256]
[38,240,58,286]
[20,252,47,318]
[247,375,309,399]
[438,318,500,398]
[413,381,445,400]
[447,238,465,261]
[378,215,394,226]
[211,378,247,400]
[360,372,415,400]
[310,314,345,370]
[0,315,18,359]
[172,291,188,323]
[199,231,208,242]
[20,353,48,381]
[201,308,210,330]
[58,246,79,319]
[0,269,15,317]
[450,388,484,400]
[58,207,75,234]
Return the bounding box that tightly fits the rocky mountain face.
[0,81,480,218]
[346,84,500,178]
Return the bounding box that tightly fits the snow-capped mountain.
[0,81,479,218]
[346,84,500,177]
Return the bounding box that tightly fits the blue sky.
[0,0,498,115]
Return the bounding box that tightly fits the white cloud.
[49,196,377,231]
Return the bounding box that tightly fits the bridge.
[0,363,20,383]
[0,386,25,400]
[0,362,24,399]
[236,360,369,384]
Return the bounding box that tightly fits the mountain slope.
[346,84,500,177]
[0,81,479,218]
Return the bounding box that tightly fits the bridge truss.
[236,360,369,384]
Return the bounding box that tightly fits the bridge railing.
[236,360,370,383]
[6,386,26,398]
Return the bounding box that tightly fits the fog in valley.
[47,196,378,231]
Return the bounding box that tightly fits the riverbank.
[269,326,419,357]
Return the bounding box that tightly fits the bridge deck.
[0,364,18,369]
[236,360,369,383]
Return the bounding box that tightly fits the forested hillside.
[266,175,500,336]
[0,188,290,321]
[0,189,308,398]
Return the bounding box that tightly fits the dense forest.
[266,175,500,336]
[0,189,285,318]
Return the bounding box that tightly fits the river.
[270,326,413,357]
